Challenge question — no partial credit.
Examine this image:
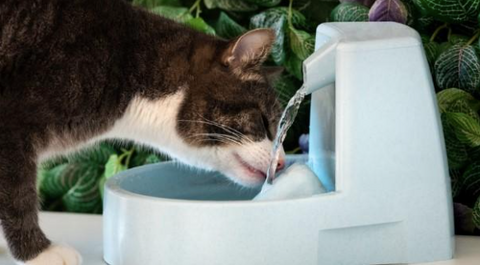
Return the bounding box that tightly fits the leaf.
[150,6,193,22]
[460,161,480,200]
[468,145,480,161]
[252,7,309,29]
[39,164,70,198]
[437,88,478,113]
[204,0,258,12]
[250,10,288,65]
[330,3,369,22]
[215,12,247,39]
[104,155,128,180]
[185,17,216,35]
[474,197,480,229]
[449,34,469,45]
[447,99,480,123]
[414,16,435,32]
[442,114,469,169]
[413,0,480,23]
[438,41,452,54]
[423,40,439,69]
[244,0,281,7]
[340,0,376,7]
[288,27,315,61]
[368,0,408,24]
[284,52,303,80]
[451,169,464,198]
[68,143,117,166]
[63,165,103,213]
[132,0,181,8]
[434,44,480,93]
[292,0,312,10]
[273,74,299,106]
[444,113,480,147]
[145,154,163,164]
[402,0,417,26]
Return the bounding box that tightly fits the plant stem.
[465,30,480,46]
[188,0,202,18]
[124,147,135,168]
[286,147,301,154]
[430,23,449,42]
[288,0,294,28]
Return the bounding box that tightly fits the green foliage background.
[37,0,480,235]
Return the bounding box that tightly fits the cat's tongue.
[254,164,326,201]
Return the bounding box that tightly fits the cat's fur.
[0,0,285,264]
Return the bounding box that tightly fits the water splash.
[263,85,307,190]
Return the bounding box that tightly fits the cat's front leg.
[0,147,81,265]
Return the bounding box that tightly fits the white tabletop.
[0,212,479,265]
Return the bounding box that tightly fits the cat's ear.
[222,29,275,68]
[263,66,284,84]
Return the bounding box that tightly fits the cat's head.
[120,29,286,187]
[174,29,287,187]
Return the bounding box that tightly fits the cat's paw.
[20,244,82,265]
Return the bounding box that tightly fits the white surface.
[0,212,104,265]
[0,212,478,265]
[254,164,326,201]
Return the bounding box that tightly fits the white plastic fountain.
[103,22,454,265]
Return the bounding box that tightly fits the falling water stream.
[261,85,308,192]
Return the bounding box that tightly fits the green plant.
[38,142,165,213]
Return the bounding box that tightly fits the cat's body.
[0,0,285,264]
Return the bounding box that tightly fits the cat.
[0,0,287,264]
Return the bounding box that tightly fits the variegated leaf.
[473,197,480,229]
[413,0,480,22]
[244,0,281,7]
[204,0,258,12]
[435,44,480,93]
[369,0,408,24]
[331,3,369,22]
[289,28,315,61]
[444,113,480,147]
[215,12,247,39]
[250,10,288,64]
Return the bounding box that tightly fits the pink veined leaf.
[340,0,376,8]
[368,0,408,24]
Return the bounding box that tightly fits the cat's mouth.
[233,153,267,180]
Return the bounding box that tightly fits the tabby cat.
[0,0,286,264]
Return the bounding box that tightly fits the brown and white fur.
[0,0,286,264]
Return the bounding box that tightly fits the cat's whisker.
[178,119,254,144]
[197,115,255,145]
[195,134,244,146]
[187,133,243,146]
[178,119,242,138]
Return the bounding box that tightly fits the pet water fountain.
[103,22,454,265]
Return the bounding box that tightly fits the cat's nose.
[275,147,286,172]
[276,158,286,172]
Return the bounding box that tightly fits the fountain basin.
[103,155,340,265]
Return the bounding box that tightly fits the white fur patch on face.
[17,244,82,265]
[104,90,220,172]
